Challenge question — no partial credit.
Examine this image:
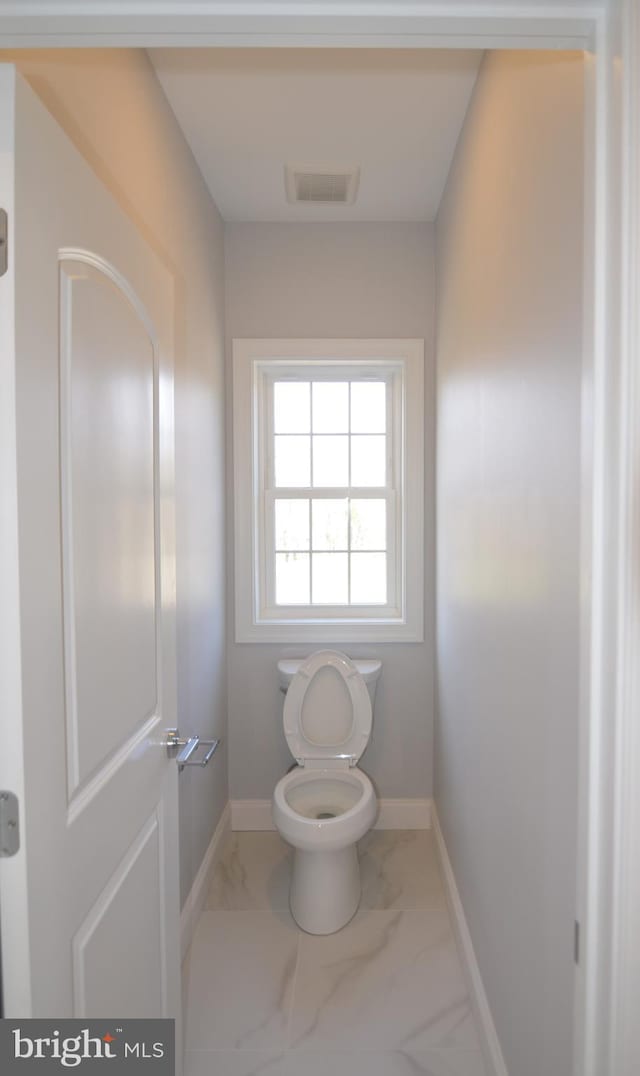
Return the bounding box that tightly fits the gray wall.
[225,222,435,800]
[1,49,229,908]
[435,51,583,1076]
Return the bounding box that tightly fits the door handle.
[164,729,220,771]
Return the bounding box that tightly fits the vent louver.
[285,165,360,205]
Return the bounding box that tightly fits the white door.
[0,65,181,1040]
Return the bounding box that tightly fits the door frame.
[0,2,637,1074]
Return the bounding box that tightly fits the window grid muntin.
[271,374,390,607]
[269,490,393,607]
[272,435,389,488]
[259,360,403,621]
[271,494,389,607]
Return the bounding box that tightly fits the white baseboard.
[180,802,230,960]
[230,797,432,832]
[376,797,432,829]
[432,803,508,1076]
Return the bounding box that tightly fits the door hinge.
[0,209,7,277]
[0,791,19,857]
[574,920,580,965]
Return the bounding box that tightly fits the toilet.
[272,649,381,935]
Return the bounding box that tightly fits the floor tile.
[289,909,478,1053]
[186,911,298,1051]
[185,1052,284,1076]
[186,1050,486,1076]
[206,832,292,911]
[186,831,486,1076]
[400,1052,487,1076]
[359,829,446,910]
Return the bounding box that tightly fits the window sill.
[235,619,424,644]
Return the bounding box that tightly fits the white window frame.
[233,338,424,642]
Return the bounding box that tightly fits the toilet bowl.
[272,649,381,935]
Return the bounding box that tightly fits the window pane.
[312,553,348,604]
[275,499,309,551]
[350,552,387,604]
[351,435,386,486]
[275,435,310,487]
[351,381,386,433]
[312,499,348,550]
[275,552,310,604]
[313,435,349,486]
[312,382,348,433]
[351,499,386,550]
[274,382,310,433]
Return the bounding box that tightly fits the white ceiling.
[149,49,483,222]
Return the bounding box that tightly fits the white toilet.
[272,649,381,935]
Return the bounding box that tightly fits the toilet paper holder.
[164,728,220,771]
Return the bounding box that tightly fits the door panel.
[72,813,164,1018]
[60,256,158,796]
[0,65,181,1051]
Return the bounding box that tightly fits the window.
[233,339,424,642]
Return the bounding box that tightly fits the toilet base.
[290,845,361,934]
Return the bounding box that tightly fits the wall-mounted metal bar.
[164,729,221,771]
[176,737,220,772]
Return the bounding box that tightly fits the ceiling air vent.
[285,165,360,206]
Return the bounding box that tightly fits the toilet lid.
[283,650,372,766]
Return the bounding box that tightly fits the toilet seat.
[273,765,377,853]
[283,649,372,768]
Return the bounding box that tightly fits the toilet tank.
[277,656,382,709]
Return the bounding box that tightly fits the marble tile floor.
[183,829,487,1076]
